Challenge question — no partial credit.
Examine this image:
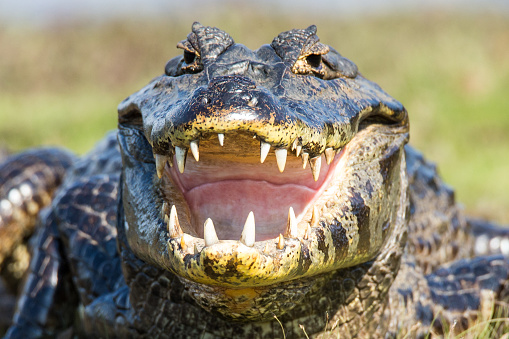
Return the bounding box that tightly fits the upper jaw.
[140,72,408,158]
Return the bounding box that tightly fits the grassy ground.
[0,11,508,223]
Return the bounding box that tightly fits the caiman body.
[1,23,508,338]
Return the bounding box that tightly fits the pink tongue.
[185,180,315,241]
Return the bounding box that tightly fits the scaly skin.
[0,149,75,298]
[1,23,509,338]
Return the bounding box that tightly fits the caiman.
[1,23,509,338]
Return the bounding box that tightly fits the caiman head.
[117,23,409,321]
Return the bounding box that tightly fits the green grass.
[0,11,508,223]
[0,92,117,153]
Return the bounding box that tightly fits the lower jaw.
[181,268,333,322]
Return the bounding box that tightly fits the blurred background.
[0,0,508,222]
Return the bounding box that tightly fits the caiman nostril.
[241,94,258,107]
[247,96,258,107]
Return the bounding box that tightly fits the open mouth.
[119,119,408,321]
[158,132,341,242]
[119,118,409,292]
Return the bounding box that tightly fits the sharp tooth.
[301,152,309,169]
[155,154,168,178]
[296,145,302,157]
[190,140,199,161]
[161,202,168,219]
[260,141,270,163]
[168,205,183,238]
[240,211,256,247]
[277,234,285,250]
[204,218,219,246]
[303,225,311,240]
[193,244,198,255]
[275,148,287,172]
[285,206,298,238]
[325,147,335,165]
[180,235,187,251]
[218,133,224,146]
[168,153,174,167]
[175,146,187,173]
[309,156,322,181]
[291,139,298,151]
[311,206,319,228]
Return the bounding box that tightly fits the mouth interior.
[165,133,338,241]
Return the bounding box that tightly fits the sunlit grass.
[0,91,117,153]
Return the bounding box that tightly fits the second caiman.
[1,23,509,338]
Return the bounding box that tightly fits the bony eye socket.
[306,54,322,68]
[184,51,196,65]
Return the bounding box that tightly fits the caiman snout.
[186,74,274,122]
[165,74,293,149]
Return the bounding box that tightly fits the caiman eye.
[183,51,196,64]
[164,52,203,77]
[181,51,203,74]
[306,54,322,68]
